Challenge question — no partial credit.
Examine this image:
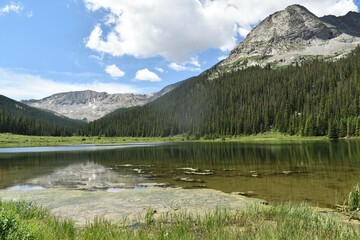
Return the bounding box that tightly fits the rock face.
[321,11,360,37]
[22,82,181,122]
[216,4,360,75]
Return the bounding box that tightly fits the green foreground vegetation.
[0,133,182,147]
[0,132,330,147]
[1,200,359,240]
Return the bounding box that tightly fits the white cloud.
[135,69,161,82]
[217,55,228,61]
[0,68,139,101]
[104,13,117,26]
[238,27,251,38]
[188,57,201,68]
[168,57,201,72]
[105,64,125,79]
[83,0,358,63]
[168,63,186,72]
[155,67,164,73]
[26,11,33,18]
[168,63,201,72]
[0,2,23,14]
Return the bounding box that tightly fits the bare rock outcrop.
[215,5,360,76]
[22,82,181,122]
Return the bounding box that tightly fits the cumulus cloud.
[105,64,125,79]
[83,0,358,63]
[0,2,23,14]
[135,69,161,82]
[84,0,244,62]
[0,68,139,101]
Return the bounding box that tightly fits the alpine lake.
[1,140,360,208]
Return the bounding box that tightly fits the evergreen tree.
[80,47,360,138]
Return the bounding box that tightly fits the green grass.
[348,185,360,211]
[0,133,184,147]
[0,201,75,240]
[0,132,333,147]
[202,131,329,143]
[1,201,359,239]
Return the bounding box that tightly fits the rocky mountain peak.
[44,90,108,104]
[228,4,339,57]
[22,82,182,122]
[321,11,360,37]
[214,4,360,76]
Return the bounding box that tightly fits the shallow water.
[1,141,360,207]
[0,143,163,153]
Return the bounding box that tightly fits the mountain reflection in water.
[1,141,360,207]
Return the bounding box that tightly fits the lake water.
[1,141,360,207]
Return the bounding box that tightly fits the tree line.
[0,95,84,136]
[2,47,360,138]
[81,46,360,139]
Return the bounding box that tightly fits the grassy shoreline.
[1,200,359,240]
[0,132,337,147]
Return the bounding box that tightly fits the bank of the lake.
[0,190,359,240]
[0,132,330,147]
[0,188,263,226]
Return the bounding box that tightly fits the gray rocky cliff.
[214,4,360,76]
[22,82,181,122]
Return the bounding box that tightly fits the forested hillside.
[82,47,360,138]
[0,95,85,136]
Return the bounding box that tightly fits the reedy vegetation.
[1,201,359,240]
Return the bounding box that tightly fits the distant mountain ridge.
[0,95,84,136]
[321,11,360,37]
[213,4,360,76]
[22,81,181,122]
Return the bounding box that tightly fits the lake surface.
[1,141,360,207]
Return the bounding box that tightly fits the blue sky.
[0,0,359,100]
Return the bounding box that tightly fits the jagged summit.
[249,6,335,45]
[216,4,360,74]
[22,82,181,122]
[321,11,360,37]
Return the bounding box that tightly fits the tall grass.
[0,201,359,239]
[0,201,75,239]
[348,184,360,211]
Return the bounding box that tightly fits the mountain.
[321,11,360,37]
[213,5,360,77]
[82,46,360,138]
[22,5,360,123]
[22,82,181,122]
[0,95,85,136]
[81,5,360,138]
